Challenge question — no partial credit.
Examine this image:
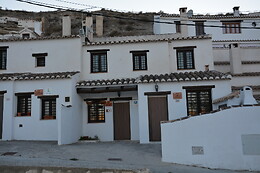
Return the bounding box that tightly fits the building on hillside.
[153,7,260,101]
[0,15,232,144]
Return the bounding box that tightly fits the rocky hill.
[0,9,154,37]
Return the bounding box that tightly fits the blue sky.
[1,0,260,14]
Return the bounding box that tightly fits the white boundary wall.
[161,106,260,171]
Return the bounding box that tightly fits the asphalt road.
[0,141,258,173]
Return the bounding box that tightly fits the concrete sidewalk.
[0,141,257,173]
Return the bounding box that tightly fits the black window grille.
[0,47,7,70]
[132,52,148,70]
[91,52,107,73]
[88,102,105,123]
[176,49,195,70]
[17,95,32,116]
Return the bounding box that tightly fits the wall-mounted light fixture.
[155,83,159,92]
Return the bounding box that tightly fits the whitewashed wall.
[82,38,214,81]
[0,77,78,143]
[0,38,82,73]
[81,91,139,141]
[161,106,260,171]
[138,80,231,143]
[154,17,260,41]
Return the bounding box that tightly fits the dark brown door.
[0,95,4,139]
[113,102,131,140]
[148,96,168,141]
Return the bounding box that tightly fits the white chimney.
[85,15,93,42]
[229,43,242,74]
[96,15,104,37]
[179,7,188,37]
[233,6,240,17]
[240,86,257,105]
[62,15,71,36]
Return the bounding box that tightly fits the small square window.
[36,57,45,67]
[32,53,48,68]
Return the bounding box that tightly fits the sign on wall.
[34,89,43,96]
[173,92,182,99]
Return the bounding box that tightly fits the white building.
[0,15,233,144]
[154,7,260,101]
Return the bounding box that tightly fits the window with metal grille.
[0,47,8,70]
[91,52,107,73]
[186,89,212,116]
[32,53,48,67]
[88,102,105,123]
[195,21,205,36]
[176,48,195,70]
[41,97,56,120]
[175,21,181,33]
[17,95,32,116]
[131,51,148,71]
[223,22,241,34]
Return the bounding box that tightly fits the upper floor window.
[32,53,48,67]
[222,22,241,34]
[22,33,30,39]
[195,21,205,36]
[175,21,181,33]
[88,49,109,73]
[130,50,148,71]
[87,101,105,123]
[0,46,8,70]
[174,46,196,70]
[183,86,214,116]
[16,92,33,117]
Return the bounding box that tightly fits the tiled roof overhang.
[137,70,231,83]
[160,14,260,19]
[0,71,79,81]
[76,71,231,91]
[86,35,211,46]
[0,35,80,42]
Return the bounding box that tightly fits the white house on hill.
[0,15,233,144]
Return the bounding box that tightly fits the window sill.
[90,72,108,74]
[88,121,105,124]
[15,115,31,117]
[177,68,195,70]
[133,69,148,71]
[42,116,56,120]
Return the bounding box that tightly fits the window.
[184,86,214,116]
[41,96,58,120]
[175,21,181,33]
[195,21,205,36]
[88,50,109,73]
[22,33,30,39]
[174,47,196,70]
[0,47,8,70]
[32,53,48,67]
[88,101,105,123]
[16,93,32,116]
[222,22,241,34]
[131,50,148,71]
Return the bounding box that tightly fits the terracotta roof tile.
[0,71,79,81]
[0,35,79,42]
[137,70,231,83]
[76,78,137,87]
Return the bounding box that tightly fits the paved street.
[0,141,258,173]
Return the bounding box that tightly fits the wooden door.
[148,96,168,141]
[0,95,3,139]
[113,102,131,140]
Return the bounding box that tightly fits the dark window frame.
[16,93,33,117]
[90,51,108,73]
[222,22,241,34]
[130,50,148,71]
[32,53,48,67]
[175,21,181,33]
[175,47,196,70]
[195,21,205,36]
[184,86,213,116]
[0,46,8,70]
[41,96,57,120]
[87,101,105,123]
